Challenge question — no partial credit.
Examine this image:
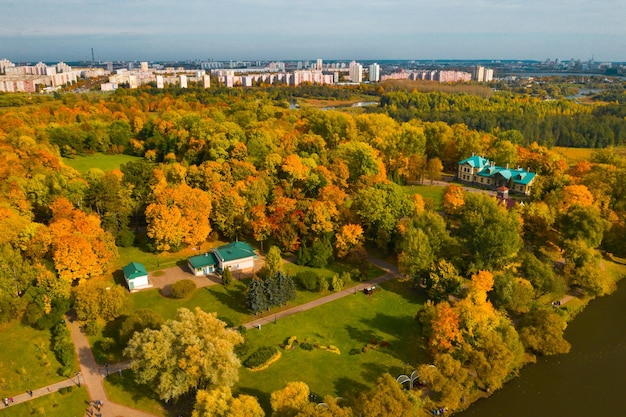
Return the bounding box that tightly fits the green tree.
[246,278,268,314]
[264,245,283,278]
[222,267,233,287]
[124,307,243,401]
[398,228,434,286]
[559,204,606,248]
[519,309,571,356]
[427,259,463,302]
[519,252,565,299]
[118,308,164,345]
[457,193,522,271]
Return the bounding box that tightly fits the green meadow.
[62,152,143,174]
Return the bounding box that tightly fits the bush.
[284,336,297,350]
[243,346,279,369]
[169,279,196,299]
[118,309,164,344]
[349,348,361,355]
[300,343,314,351]
[296,271,320,291]
[317,276,329,292]
[331,274,344,292]
[51,322,76,377]
[99,337,116,352]
[83,319,104,336]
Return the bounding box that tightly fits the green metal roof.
[122,262,148,280]
[188,252,218,269]
[213,241,256,262]
[459,155,489,169]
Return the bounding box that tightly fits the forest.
[0,79,625,416]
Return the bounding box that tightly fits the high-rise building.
[140,61,149,72]
[369,63,380,82]
[316,58,323,70]
[349,61,362,83]
[180,75,187,88]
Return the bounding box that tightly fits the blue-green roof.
[122,262,148,280]
[475,165,536,186]
[188,252,218,269]
[459,155,489,169]
[213,241,256,262]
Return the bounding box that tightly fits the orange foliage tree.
[48,198,117,284]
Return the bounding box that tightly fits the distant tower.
[91,48,95,67]
[369,63,380,82]
[316,58,323,70]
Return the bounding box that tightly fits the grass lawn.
[62,152,143,174]
[235,278,427,412]
[103,370,184,417]
[402,184,446,211]
[0,386,90,417]
[0,322,66,399]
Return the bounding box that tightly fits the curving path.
[67,317,158,417]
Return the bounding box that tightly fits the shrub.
[300,343,314,351]
[243,346,280,370]
[349,348,361,355]
[169,279,196,299]
[296,271,319,291]
[317,275,329,292]
[331,274,344,292]
[318,345,340,354]
[99,337,116,352]
[284,336,297,350]
[118,308,164,344]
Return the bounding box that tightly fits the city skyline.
[1,0,624,62]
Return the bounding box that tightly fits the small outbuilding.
[188,252,219,276]
[187,241,257,276]
[122,262,151,291]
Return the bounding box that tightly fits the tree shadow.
[103,370,163,406]
[380,278,428,304]
[209,287,250,315]
[112,269,127,287]
[360,360,389,383]
[344,324,378,346]
[334,376,369,399]
[358,312,425,362]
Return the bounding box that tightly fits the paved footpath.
[67,318,158,417]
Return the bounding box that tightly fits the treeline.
[380,90,626,148]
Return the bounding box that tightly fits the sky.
[1,0,624,62]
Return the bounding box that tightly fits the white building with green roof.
[122,261,151,291]
[188,241,257,276]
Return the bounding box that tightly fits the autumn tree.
[48,198,117,284]
[334,224,365,259]
[270,381,310,417]
[125,307,243,401]
[442,184,465,215]
[356,373,414,417]
[192,386,264,417]
[73,280,127,322]
[145,178,212,252]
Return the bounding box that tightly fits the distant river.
[459,279,626,416]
